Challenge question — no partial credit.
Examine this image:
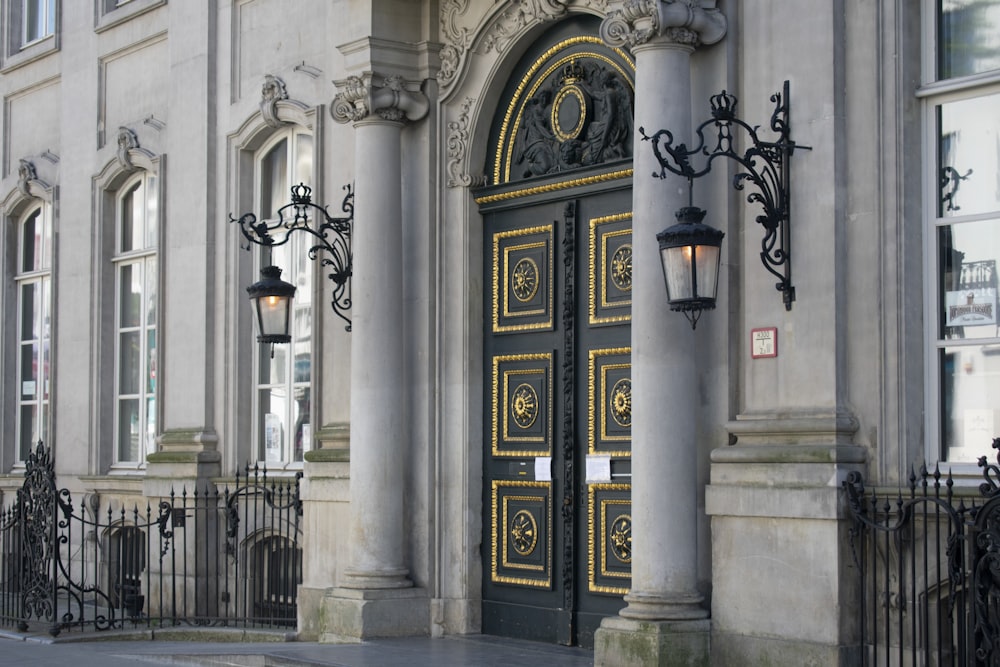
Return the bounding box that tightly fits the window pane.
[118,399,140,462]
[938,220,1000,338]
[120,181,141,252]
[23,0,50,43]
[940,345,1000,462]
[295,134,313,185]
[292,386,311,462]
[20,282,36,340]
[119,331,140,395]
[147,328,156,393]
[938,93,1000,217]
[260,139,288,219]
[20,343,38,399]
[259,389,287,463]
[939,0,1000,80]
[21,210,39,273]
[145,175,158,249]
[259,340,287,385]
[146,256,157,326]
[20,405,37,460]
[120,262,142,328]
[146,396,156,453]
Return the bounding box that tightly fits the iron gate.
[0,442,302,636]
[844,438,1000,665]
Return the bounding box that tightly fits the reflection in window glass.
[114,174,157,464]
[16,207,51,462]
[938,93,1000,217]
[939,0,1000,80]
[254,131,313,463]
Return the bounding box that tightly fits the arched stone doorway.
[474,15,634,648]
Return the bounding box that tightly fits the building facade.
[0,0,995,664]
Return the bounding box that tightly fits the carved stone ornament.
[331,73,429,125]
[17,159,38,197]
[116,126,140,172]
[260,74,289,128]
[600,0,726,49]
[437,0,613,90]
[446,97,487,187]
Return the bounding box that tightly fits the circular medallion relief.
[610,243,633,292]
[609,514,632,564]
[510,509,538,556]
[551,85,590,143]
[511,258,539,302]
[511,383,539,429]
[610,378,632,428]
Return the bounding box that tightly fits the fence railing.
[843,439,1000,665]
[0,442,302,636]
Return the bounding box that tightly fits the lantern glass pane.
[256,293,291,339]
[695,244,721,300]
[662,245,694,300]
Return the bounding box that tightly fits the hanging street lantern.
[247,265,296,344]
[657,206,725,329]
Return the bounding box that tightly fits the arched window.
[113,173,158,465]
[253,130,313,464]
[15,204,51,462]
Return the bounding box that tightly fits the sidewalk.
[0,631,595,667]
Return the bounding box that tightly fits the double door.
[481,184,632,647]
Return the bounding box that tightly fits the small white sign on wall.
[751,327,778,359]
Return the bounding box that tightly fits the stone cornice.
[331,72,429,125]
[599,0,726,50]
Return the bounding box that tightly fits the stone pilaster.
[594,3,726,666]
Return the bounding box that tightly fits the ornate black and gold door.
[476,16,635,648]
[479,186,633,648]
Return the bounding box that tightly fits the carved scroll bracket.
[599,0,726,50]
[331,72,429,125]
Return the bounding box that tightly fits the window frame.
[922,0,1000,466]
[251,129,316,468]
[111,172,158,468]
[94,0,165,33]
[14,204,52,464]
[1,0,59,71]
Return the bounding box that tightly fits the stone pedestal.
[595,618,711,667]
[320,587,429,643]
[705,415,865,666]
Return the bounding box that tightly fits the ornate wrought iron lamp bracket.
[640,80,810,311]
[230,183,354,331]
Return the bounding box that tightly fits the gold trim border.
[492,480,552,588]
[492,352,553,457]
[476,168,633,206]
[588,482,631,595]
[492,224,554,333]
[589,212,633,325]
[588,347,631,456]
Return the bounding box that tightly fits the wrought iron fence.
[0,442,302,636]
[843,440,1000,665]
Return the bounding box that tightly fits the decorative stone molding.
[17,159,38,197]
[116,127,140,171]
[599,0,726,49]
[331,72,429,125]
[260,74,290,128]
[446,97,487,187]
[437,0,612,89]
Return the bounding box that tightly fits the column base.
[320,586,429,643]
[340,567,413,590]
[619,591,708,621]
[594,616,711,667]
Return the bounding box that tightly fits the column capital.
[600,0,727,50]
[331,72,429,125]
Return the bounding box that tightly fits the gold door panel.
[588,483,631,595]
[491,352,553,457]
[491,480,553,588]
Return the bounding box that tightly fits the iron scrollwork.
[640,80,810,311]
[230,183,354,331]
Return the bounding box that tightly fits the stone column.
[595,3,725,665]
[321,72,431,641]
